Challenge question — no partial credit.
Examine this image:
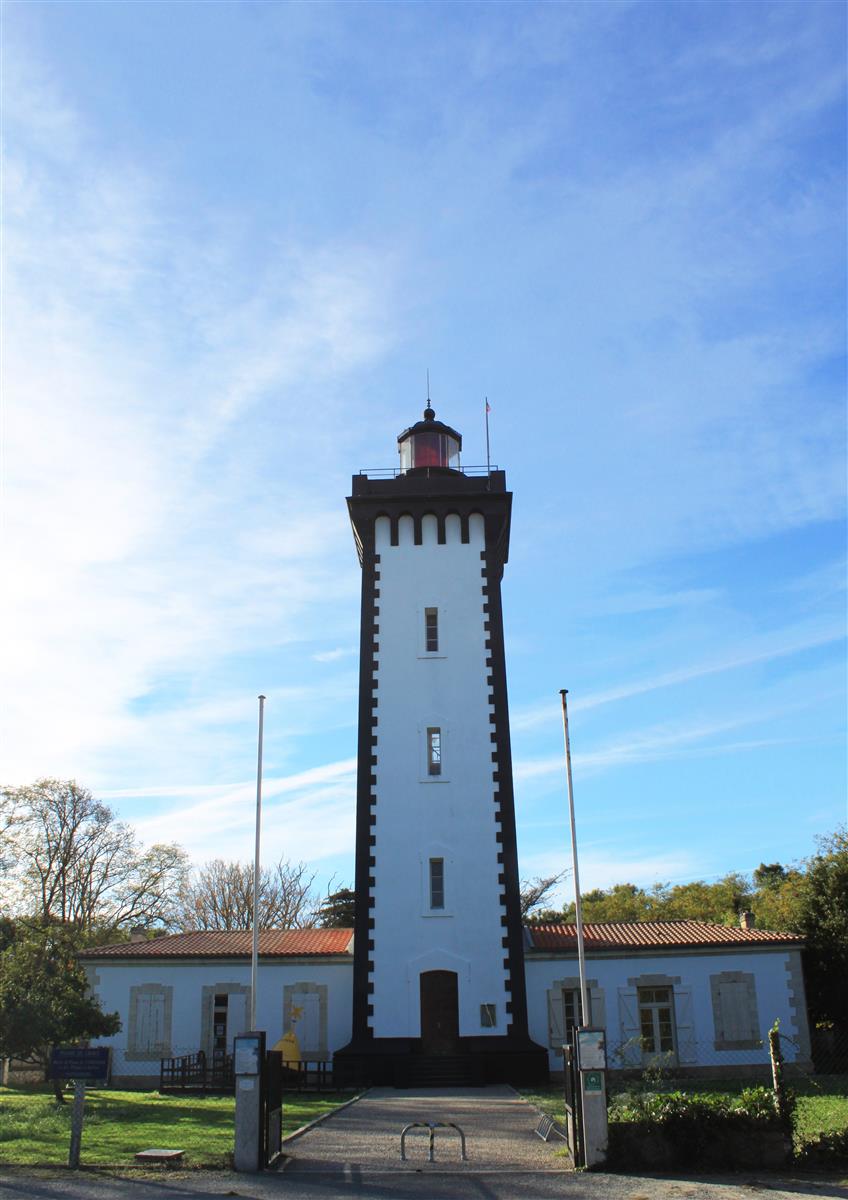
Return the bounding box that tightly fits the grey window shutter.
[589,985,606,1032]
[674,987,697,1063]
[135,994,151,1053]
[548,989,565,1050]
[617,987,641,1066]
[150,992,166,1053]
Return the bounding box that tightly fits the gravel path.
[281,1085,569,1173]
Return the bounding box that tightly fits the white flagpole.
[485,397,491,477]
[250,694,266,1030]
[560,688,590,1026]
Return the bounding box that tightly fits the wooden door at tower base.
[420,970,459,1054]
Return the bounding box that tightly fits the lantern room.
[398,405,462,473]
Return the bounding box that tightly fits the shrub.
[794,1127,848,1168]
[607,1087,787,1169]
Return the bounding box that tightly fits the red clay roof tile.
[79,928,354,959]
[528,920,802,952]
[79,920,801,961]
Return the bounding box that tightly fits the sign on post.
[575,1028,608,1168]
[49,1048,110,1169]
[234,1031,266,1172]
[576,1028,606,1070]
[49,1047,111,1083]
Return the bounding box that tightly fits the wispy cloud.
[312,647,358,663]
[1,51,395,788]
[514,684,843,784]
[511,620,845,733]
[129,758,358,862]
[1,3,842,893]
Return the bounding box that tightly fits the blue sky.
[3,0,845,908]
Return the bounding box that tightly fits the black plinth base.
[333,1035,549,1090]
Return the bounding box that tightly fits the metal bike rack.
[400,1121,467,1162]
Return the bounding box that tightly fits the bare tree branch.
[520,870,570,920]
[0,779,189,931]
[179,857,318,930]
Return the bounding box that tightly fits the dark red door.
[420,970,459,1054]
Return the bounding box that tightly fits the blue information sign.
[49,1047,111,1082]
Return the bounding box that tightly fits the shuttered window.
[548,981,605,1051]
[128,985,172,1060]
[618,981,697,1065]
[638,986,675,1054]
[711,972,761,1050]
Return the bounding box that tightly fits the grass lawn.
[521,1074,848,1152]
[792,1075,848,1145]
[0,1085,352,1168]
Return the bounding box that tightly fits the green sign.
[583,1070,603,1093]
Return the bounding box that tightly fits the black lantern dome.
[397,405,462,473]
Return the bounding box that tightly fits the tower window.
[427,727,442,775]
[429,858,445,908]
[424,607,439,653]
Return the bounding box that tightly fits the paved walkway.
[281,1085,570,1174]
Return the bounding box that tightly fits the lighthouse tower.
[335,404,548,1086]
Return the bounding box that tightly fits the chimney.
[129,926,147,943]
[739,911,755,930]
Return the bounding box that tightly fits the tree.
[0,920,120,1101]
[754,862,788,890]
[752,866,805,933]
[0,789,19,881]
[1,780,189,932]
[520,871,568,920]
[533,881,656,924]
[661,873,753,924]
[180,857,317,930]
[317,886,356,928]
[795,828,848,1027]
[529,871,760,926]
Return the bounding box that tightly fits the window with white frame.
[429,857,445,909]
[480,1003,497,1028]
[638,986,675,1054]
[563,988,585,1037]
[427,727,442,775]
[547,978,605,1051]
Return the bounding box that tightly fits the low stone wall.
[2,1058,46,1086]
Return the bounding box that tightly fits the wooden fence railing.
[159,1050,233,1092]
[159,1051,333,1092]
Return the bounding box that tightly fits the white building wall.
[370,511,509,1038]
[525,949,809,1072]
[85,959,353,1079]
[85,946,809,1080]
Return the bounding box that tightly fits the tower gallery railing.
[357,464,497,479]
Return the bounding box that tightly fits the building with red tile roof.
[80,914,811,1086]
